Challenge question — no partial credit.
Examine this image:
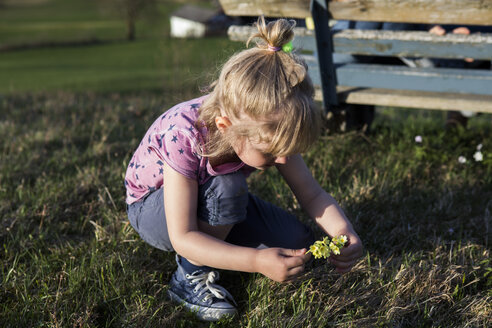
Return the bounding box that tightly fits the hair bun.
[247,16,296,50]
[245,17,308,87]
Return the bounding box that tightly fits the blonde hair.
[197,17,322,158]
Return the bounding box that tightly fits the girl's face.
[233,137,288,170]
[215,115,289,170]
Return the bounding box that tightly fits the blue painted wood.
[333,64,492,96]
[307,61,492,96]
[333,30,492,60]
[296,30,492,60]
[293,35,317,53]
[305,55,322,87]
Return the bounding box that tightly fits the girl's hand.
[256,248,310,282]
[328,231,363,273]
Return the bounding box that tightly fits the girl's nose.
[274,156,288,164]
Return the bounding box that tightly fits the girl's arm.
[163,162,308,282]
[277,154,363,273]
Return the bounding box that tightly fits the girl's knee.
[127,188,174,252]
[197,171,249,226]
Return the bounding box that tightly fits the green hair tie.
[282,41,293,53]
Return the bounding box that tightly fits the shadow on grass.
[0,37,128,52]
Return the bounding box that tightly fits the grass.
[0,37,242,93]
[1,92,491,327]
[0,0,182,45]
[1,0,491,326]
[0,0,236,93]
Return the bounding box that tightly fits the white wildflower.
[415,135,422,143]
[458,156,467,164]
[477,143,483,151]
[339,235,348,244]
[473,151,483,162]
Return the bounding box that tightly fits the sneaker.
[167,255,237,321]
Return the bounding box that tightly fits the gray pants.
[127,171,314,253]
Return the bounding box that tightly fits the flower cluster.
[459,144,484,164]
[415,136,486,164]
[306,235,348,259]
[474,144,483,162]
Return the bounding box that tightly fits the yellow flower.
[329,242,340,255]
[308,245,321,259]
[307,235,348,260]
[332,235,348,249]
[318,244,329,259]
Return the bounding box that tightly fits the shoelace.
[186,271,237,305]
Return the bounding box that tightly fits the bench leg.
[310,0,338,111]
[445,111,469,129]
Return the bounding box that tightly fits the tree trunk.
[127,18,136,41]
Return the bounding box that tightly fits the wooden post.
[311,0,338,111]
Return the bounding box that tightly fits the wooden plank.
[306,58,492,98]
[219,0,311,18]
[328,0,492,26]
[325,87,492,113]
[227,26,313,42]
[228,26,492,60]
[334,64,492,96]
[219,0,492,25]
[333,30,492,60]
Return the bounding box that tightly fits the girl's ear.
[215,116,232,134]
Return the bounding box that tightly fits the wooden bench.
[221,0,492,115]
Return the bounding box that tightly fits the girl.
[125,17,363,321]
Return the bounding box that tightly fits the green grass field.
[0,37,241,93]
[1,0,491,327]
[1,93,491,327]
[0,0,236,94]
[0,0,179,44]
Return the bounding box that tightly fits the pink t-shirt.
[125,96,246,205]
